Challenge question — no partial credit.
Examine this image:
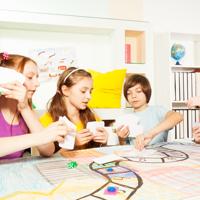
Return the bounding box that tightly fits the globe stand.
[175,61,181,65]
[171,43,185,66]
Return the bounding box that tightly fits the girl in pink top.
[0,52,59,159]
[0,111,28,159]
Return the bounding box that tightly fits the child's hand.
[43,121,68,143]
[134,134,152,151]
[187,97,200,108]
[116,125,129,139]
[0,81,28,109]
[75,129,93,146]
[93,127,108,144]
[192,125,200,143]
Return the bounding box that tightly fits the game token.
[104,186,118,195]
[106,167,113,172]
[107,186,117,192]
[67,161,78,169]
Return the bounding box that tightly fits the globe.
[171,43,185,65]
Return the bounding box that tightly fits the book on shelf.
[179,72,184,101]
[187,72,192,100]
[125,43,131,64]
[172,72,176,101]
[188,110,192,138]
[173,108,200,140]
[191,72,196,97]
[172,70,200,102]
[183,110,188,138]
[195,72,200,97]
[174,71,180,101]
[183,72,188,100]
[179,110,184,139]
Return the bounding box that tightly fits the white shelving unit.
[154,32,200,140]
[0,10,153,120]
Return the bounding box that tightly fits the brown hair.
[124,74,152,103]
[0,52,37,107]
[48,67,96,127]
[0,53,37,72]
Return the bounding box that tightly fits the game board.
[0,142,200,200]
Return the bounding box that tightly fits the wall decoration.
[31,47,76,82]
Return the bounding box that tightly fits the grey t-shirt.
[127,105,169,145]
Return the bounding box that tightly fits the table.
[0,142,200,200]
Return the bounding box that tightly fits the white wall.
[108,0,143,21]
[0,28,113,109]
[0,0,143,20]
[143,0,200,33]
[2,0,200,110]
[0,0,108,18]
[143,0,200,107]
[0,29,112,68]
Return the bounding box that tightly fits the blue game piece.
[106,167,113,172]
[107,186,116,192]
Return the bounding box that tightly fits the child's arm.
[192,125,200,144]
[187,96,200,108]
[115,125,129,145]
[2,82,57,156]
[135,111,183,150]
[19,106,57,157]
[0,121,68,157]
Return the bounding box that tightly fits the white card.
[0,67,25,93]
[114,114,143,137]
[93,154,126,164]
[86,121,104,135]
[59,116,76,149]
[129,149,157,157]
[59,132,76,150]
[59,116,76,130]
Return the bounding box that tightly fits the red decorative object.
[58,65,67,71]
[125,44,131,64]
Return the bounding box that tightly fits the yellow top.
[39,112,100,131]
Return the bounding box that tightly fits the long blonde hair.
[48,67,96,127]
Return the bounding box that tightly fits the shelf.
[172,102,199,110]
[125,30,145,64]
[0,10,153,117]
[155,32,200,140]
[170,33,200,67]
[171,66,200,72]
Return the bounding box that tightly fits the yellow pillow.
[88,69,127,108]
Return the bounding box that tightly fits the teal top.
[127,105,169,145]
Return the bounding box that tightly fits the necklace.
[1,107,19,125]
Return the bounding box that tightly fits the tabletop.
[0,142,200,200]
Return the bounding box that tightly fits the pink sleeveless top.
[0,111,29,160]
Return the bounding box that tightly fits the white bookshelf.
[0,10,153,119]
[154,32,200,140]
